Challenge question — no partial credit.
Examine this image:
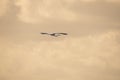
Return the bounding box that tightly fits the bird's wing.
[59,33,68,35]
[40,32,49,34]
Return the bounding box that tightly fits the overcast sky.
[0,0,120,80]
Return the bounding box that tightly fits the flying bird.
[40,32,68,37]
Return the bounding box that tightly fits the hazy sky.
[0,0,120,80]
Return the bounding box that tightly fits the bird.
[40,32,68,37]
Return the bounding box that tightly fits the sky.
[0,0,120,80]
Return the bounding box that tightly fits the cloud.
[0,1,120,80]
[80,0,120,3]
[80,0,96,2]
[106,0,120,3]
[0,0,10,17]
[13,0,120,25]
[14,0,77,23]
[0,30,120,80]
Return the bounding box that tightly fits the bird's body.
[40,32,68,37]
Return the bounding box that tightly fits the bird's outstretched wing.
[40,32,49,35]
[58,33,68,35]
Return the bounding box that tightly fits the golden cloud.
[0,0,9,17]
[0,30,120,80]
[13,0,120,24]
[14,0,77,23]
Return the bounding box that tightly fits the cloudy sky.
[0,0,120,80]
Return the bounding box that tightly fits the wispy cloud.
[0,0,120,80]
[13,0,120,25]
[0,0,10,17]
[0,30,120,80]
[14,0,78,23]
[106,0,120,3]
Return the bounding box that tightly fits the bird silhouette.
[40,32,68,37]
